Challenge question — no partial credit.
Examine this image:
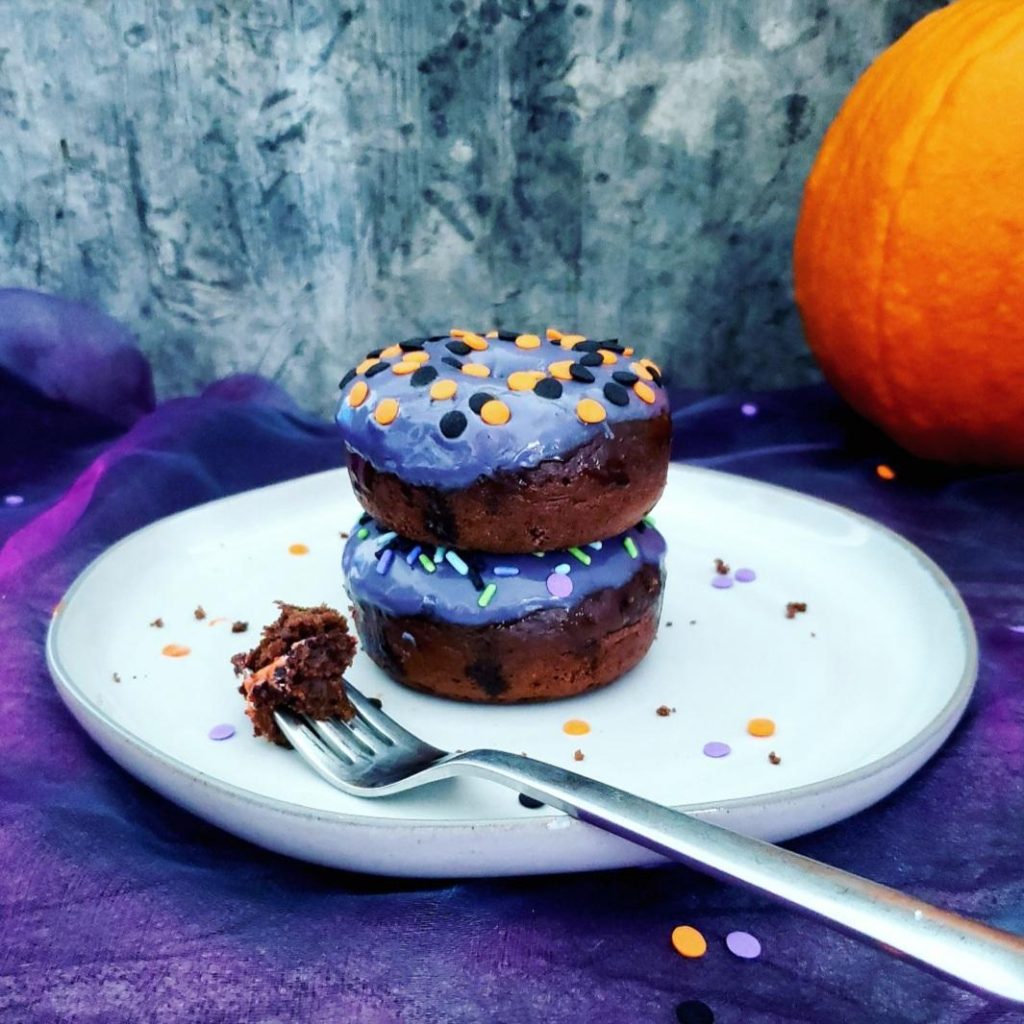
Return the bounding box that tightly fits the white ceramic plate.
[47,465,976,877]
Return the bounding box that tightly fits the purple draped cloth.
[1,290,1022,1024]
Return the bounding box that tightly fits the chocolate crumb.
[194,605,206,621]
[573,749,585,762]
[112,672,121,683]
[339,531,349,539]
[714,558,730,575]
[368,697,383,709]
[665,620,673,627]
[689,619,697,625]
[785,601,808,619]
[231,621,249,633]
[656,705,673,717]
[769,751,782,765]
[149,617,164,628]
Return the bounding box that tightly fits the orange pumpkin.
[793,0,1024,465]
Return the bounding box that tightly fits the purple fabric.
[2,292,1023,1024]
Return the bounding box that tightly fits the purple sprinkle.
[493,566,520,577]
[546,572,573,598]
[725,931,762,959]
[208,723,236,741]
[1009,625,1024,634]
[376,548,395,575]
[3,495,24,507]
[741,402,758,417]
[405,544,422,566]
[703,741,731,758]
[711,575,734,589]
[734,568,757,583]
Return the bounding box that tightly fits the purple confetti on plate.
[711,575,733,589]
[208,723,235,741]
[4,494,24,507]
[703,741,731,758]
[546,572,573,598]
[725,930,762,959]
[741,402,758,417]
[734,568,757,583]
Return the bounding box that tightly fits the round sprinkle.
[563,718,590,736]
[612,370,638,386]
[493,566,520,577]
[477,583,497,608]
[410,365,438,387]
[547,572,573,598]
[588,541,603,550]
[374,398,399,425]
[876,463,896,481]
[356,527,369,540]
[365,362,390,378]
[288,543,309,556]
[598,348,618,365]
[380,344,403,358]
[631,361,654,382]
[554,563,571,574]
[633,381,656,404]
[480,399,511,425]
[469,391,493,414]
[430,379,457,401]
[462,332,488,351]
[569,363,596,383]
[711,575,733,589]
[559,333,586,349]
[462,363,490,378]
[161,644,191,658]
[519,793,545,809]
[670,925,707,959]
[4,494,24,506]
[514,333,541,349]
[507,370,543,392]
[675,1000,715,1024]
[747,717,776,738]
[449,327,470,338]
[702,741,731,758]
[578,352,603,367]
[741,402,758,416]
[441,356,463,370]
[391,360,417,375]
[549,360,574,381]
[545,327,563,341]
[603,381,630,406]
[208,723,236,741]
[485,329,498,338]
[725,931,762,959]
[439,410,468,439]
[735,568,757,583]
[534,377,563,400]
[576,398,607,424]
[356,357,380,374]
[446,340,472,356]
[623,346,634,356]
[347,380,369,408]
[398,339,426,351]
[404,349,430,364]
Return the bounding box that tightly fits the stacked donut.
[336,328,671,703]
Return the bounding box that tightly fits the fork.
[275,683,1024,1003]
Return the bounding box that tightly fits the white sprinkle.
[375,531,397,548]
[445,551,469,575]
[554,563,571,575]
[587,541,603,550]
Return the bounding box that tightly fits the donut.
[342,514,666,703]
[335,328,671,553]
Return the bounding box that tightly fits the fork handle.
[451,749,1024,1003]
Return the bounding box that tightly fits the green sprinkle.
[477,583,497,608]
[623,537,638,558]
[357,527,369,540]
[642,515,656,527]
[568,546,592,565]
[418,553,437,573]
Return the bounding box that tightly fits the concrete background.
[0,0,946,413]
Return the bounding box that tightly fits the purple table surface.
[1,289,1022,1024]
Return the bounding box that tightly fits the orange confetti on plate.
[671,925,707,959]
[563,719,591,736]
[161,644,191,658]
[876,464,896,481]
[288,543,309,556]
[747,717,776,738]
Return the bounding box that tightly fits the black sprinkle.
[497,330,519,341]
[338,368,356,389]
[635,519,647,532]
[603,381,630,406]
[365,362,389,378]
[367,348,383,358]
[439,410,467,439]
[468,391,493,414]
[358,512,372,525]
[649,366,663,386]
[466,565,486,591]
[410,365,438,387]
[367,697,384,709]
[612,370,639,386]
[569,363,595,384]
[441,356,463,370]
[548,337,562,346]
[575,339,602,352]
[534,377,563,400]
[446,340,471,356]
[518,793,545,809]
[373,537,398,558]
[675,1000,714,1024]
[426,335,449,342]
[578,352,603,367]
[399,339,425,351]
[598,341,624,353]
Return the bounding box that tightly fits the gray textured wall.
[0,0,945,413]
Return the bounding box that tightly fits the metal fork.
[275,683,1024,1003]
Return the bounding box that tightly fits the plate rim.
[46,464,979,832]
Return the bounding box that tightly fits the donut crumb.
[769,751,782,765]
[194,605,207,620]
[573,749,585,762]
[714,558,730,575]
[785,601,808,619]
[149,617,164,628]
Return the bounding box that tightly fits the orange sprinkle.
[546,327,563,341]
[391,360,417,375]
[559,333,586,349]
[631,361,654,381]
[671,925,707,959]
[430,379,458,401]
[640,357,662,374]
[356,357,379,375]
[549,360,574,381]
[461,363,491,378]
[404,350,430,364]
[633,381,656,404]
[208,617,228,627]
[747,717,776,738]
[563,719,591,736]
[462,332,489,351]
[623,347,634,356]
[288,543,309,556]
[485,330,498,339]
[449,327,469,338]
[480,399,511,425]
[348,380,369,408]
[876,464,896,481]
[161,644,191,658]
[576,398,607,424]
[374,398,399,425]
[598,348,618,364]
[380,343,403,358]
[507,370,544,392]
[514,333,541,350]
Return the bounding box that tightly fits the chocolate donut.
[335,328,671,553]
[342,515,666,704]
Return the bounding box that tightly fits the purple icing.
[342,517,666,627]
[703,741,731,758]
[711,575,733,589]
[335,333,669,488]
[734,567,757,582]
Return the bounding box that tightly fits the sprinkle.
[602,381,630,406]
[449,327,470,338]
[559,333,586,349]
[674,1000,715,1024]
[633,381,656,404]
[404,349,430,364]
[876,463,896,481]
[711,575,733,589]
[374,398,399,425]
[545,327,563,341]
[735,567,757,582]
[612,370,638,386]
[406,545,423,565]
[569,363,596,383]
[348,380,369,407]
[554,563,571,574]
[208,724,236,741]
[546,572,573,598]
[548,360,574,381]
[446,340,471,356]
[359,513,372,524]
[1010,625,1024,634]
[588,541,603,550]
[398,339,426,351]
[357,527,370,539]
[161,644,191,658]
[288,543,309,556]
[747,717,776,738]
[461,363,490,378]
[514,333,541,349]
[376,549,395,575]
[519,793,545,809]
[367,348,384,358]
[376,531,398,548]
[631,361,654,381]
[338,369,356,389]
[485,330,498,338]
[481,399,511,425]
[578,352,603,368]
[365,362,389,378]
[576,398,607,424]
[467,565,486,591]
[410,365,439,387]
[439,410,468,438]
[532,552,546,557]
[568,546,592,565]
[702,741,731,758]
[441,356,463,369]
[462,332,488,351]
[563,719,590,736]
[623,347,634,356]
[477,583,497,608]
[3,494,24,507]
[623,537,638,559]
[430,378,458,401]
[741,402,758,416]
[493,566,520,577]
[380,343,403,358]
[714,558,730,575]
[445,551,470,575]
[507,370,544,391]
[725,931,762,959]
[418,554,436,573]
[533,377,563,400]
[670,925,707,959]
[642,515,656,526]
[391,360,417,375]
[468,392,494,415]
[356,357,380,374]
[598,348,618,364]
[433,546,447,562]
[497,330,519,340]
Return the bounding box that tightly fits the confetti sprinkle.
[514,333,541,349]
[461,363,490,378]
[348,380,369,407]
[493,565,520,577]
[623,537,638,559]
[734,568,757,582]
[3,494,24,507]
[356,357,379,375]
[670,925,707,959]
[612,370,638,386]
[876,463,896,480]
[481,399,511,425]
[569,362,596,383]
[588,541,603,550]
[410,365,438,387]
[376,549,395,575]
[546,572,573,598]
[576,398,607,424]
[747,717,776,738]
[356,527,369,540]
[518,793,545,809]
[602,381,630,406]
[391,360,417,375]
[675,999,715,1024]
[445,551,470,575]
[208,724,236,741]
[703,741,731,758]
[380,343,403,358]
[725,931,762,959]
[533,377,563,400]
[161,644,191,658]
[548,359,574,381]
[507,370,543,391]
[477,583,497,608]
[373,398,399,425]
[545,327,563,341]
[462,332,488,351]
[563,719,590,736]
[430,378,457,401]
[741,402,758,417]
[568,546,592,565]
[711,575,733,589]
[439,410,468,439]
[289,543,310,556]
[633,381,656,404]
